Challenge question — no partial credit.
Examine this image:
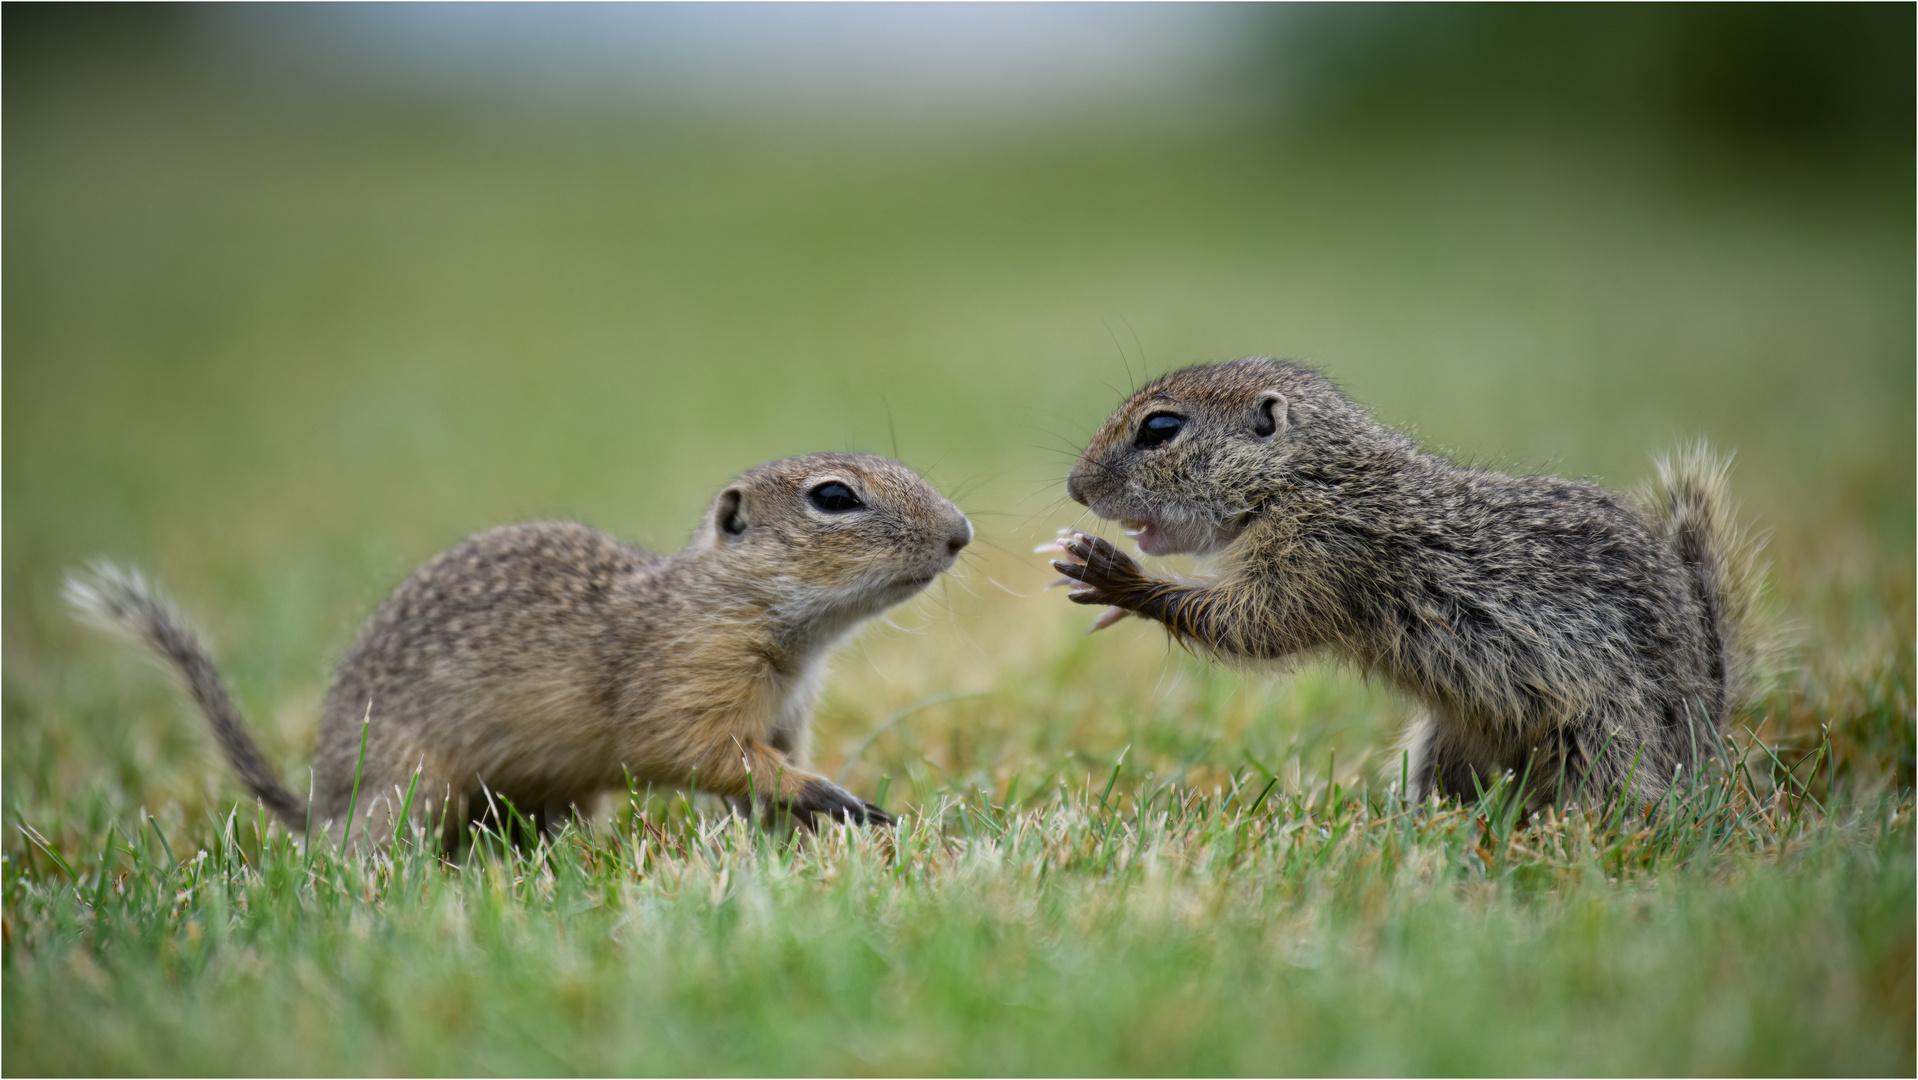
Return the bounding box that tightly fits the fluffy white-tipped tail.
[65,563,309,829]
[1632,444,1775,720]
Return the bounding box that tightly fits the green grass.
[6,751,1913,1075]
[4,70,1913,1075]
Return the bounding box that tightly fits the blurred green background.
[4,6,1913,1074]
[5,1,1911,822]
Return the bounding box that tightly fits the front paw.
[776,779,895,830]
[1050,531,1147,607]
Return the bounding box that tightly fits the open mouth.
[1113,512,1245,558]
[1121,518,1185,558]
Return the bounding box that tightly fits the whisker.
[982,574,1042,599]
[1121,319,1148,389]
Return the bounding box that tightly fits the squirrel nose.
[946,517,973,555]
[1065,472,1088,506]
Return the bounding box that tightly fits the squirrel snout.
[946,516,974,556]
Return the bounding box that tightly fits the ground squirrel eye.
[808,482,864,513]
[1136,413,1183,448]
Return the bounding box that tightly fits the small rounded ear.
[1253,392,1290,440]
[715,488,748,541]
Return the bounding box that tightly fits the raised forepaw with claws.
[1049,531,1155,632]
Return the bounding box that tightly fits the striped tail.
[64,563,309,830]
[1632,444,1773,725]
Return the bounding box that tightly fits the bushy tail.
[64,564,309,830]
[1632,444,1775,723]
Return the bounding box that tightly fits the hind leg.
[535,795,601,838]
[1401,711,1494,803]
[1554,719,1668,812]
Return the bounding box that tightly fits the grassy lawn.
[4,68,1912,1075]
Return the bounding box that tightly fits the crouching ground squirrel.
[69,453,972,848]
[1049,357,1767,810]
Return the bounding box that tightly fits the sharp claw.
[1090,606,1130,633]
[1069,535,1115,562]
[1047,576,1076,589]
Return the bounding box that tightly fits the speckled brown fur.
[69,453,972,847]
[1054,358,1767,810]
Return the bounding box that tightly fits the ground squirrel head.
[1067,358,1351,556]
[695,452,972,618]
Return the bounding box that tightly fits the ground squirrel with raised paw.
[70,453,972,848]
[1050,357,1767,809]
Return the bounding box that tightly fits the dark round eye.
[808,482,864,513]
[1136,413,1184,448]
